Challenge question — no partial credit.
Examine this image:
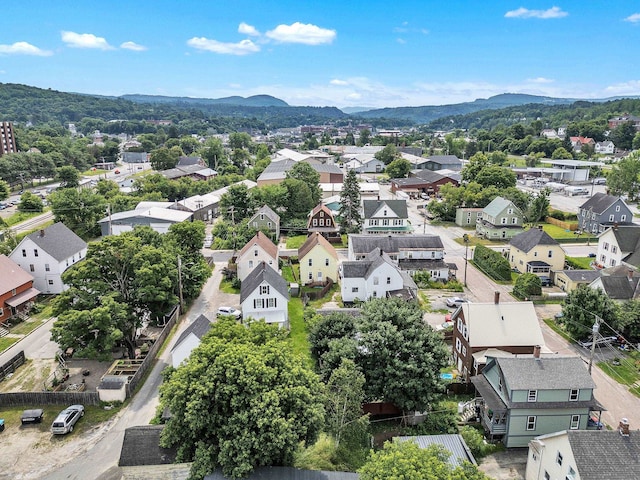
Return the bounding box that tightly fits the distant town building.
[0,121,17,156]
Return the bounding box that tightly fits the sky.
[1,1,639,109]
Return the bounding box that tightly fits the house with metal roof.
[170,314,212,368]
[170,193,221,222]
[395,434,477,468]
[476,197,524,240]
[595,224,640,269]
[257,159,343,187]
[578,193,633,235]
[509,227,566,278]
[471,356,605,448]
[411,154,463,171]
[525,421,639,480]
[236,231,279,282]
[240,261,289,327]
[98,207,193,236]
[362,199,411,234]
[9,223,88,295]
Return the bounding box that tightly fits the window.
[45,264,50,272]
[570,415,580,429]
[249,260,254,269]
[544,472,550,480]
[528,390,538,402]
[610,259,616,266]
[268,298,277,308]
[569,389,579,401]
[260,214,264,220]
[526,416,537,431]
[603,242,609,251]
[621,215,627,222]
[612,245,618,253]
[616,205,621,212]
[556,451,563,466]
[511,217,518,224]
[373,277,379,285]
[498,376,503,391]
[325,258,329,266]
[34,249,39,257]
[507,208,513,214]
[308,272,313,280]
[308,258,313,267]
[253,221,258,228]
[11,288,16,295]
[319,218,324,226]
[320,211,324,217]
[548,250,553,258]
[383,209,387,216]
[21,249,26,257]
[462,345,466,356]
[567,466,576,480]
[0,308,3,316]
[609,214,615,222]
[371,219,378,226]
[48,280,54,285]
[393,219,403,225]
[260,285,270,295]
[29,264,35,272]
[254,249,258,256]
[386,277,391,284]
[313,218,318,226]
[501,217,507,224]
[534,252,538,257]
[455,338,461,353]
[267,222,272,228]
[351,287,359,293]
[253,298,264,309]
[383,219,389,226]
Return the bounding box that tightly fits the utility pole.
[106,203,112,236]
[177,255,184,314]
[588,315,601,375]
[463,234,469,287]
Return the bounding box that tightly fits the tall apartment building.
[0,122,17,156]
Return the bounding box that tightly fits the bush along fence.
[473,245,511,281]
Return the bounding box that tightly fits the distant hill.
[120,93,289,107]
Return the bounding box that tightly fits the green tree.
[512,273,542,300]
[610,122,637,150]
[551,147,574,159]
[461,153,490,183]
[488,150,508,166]
[339,169,363,234]
[48,188,106,239]
[559,286,618,339]
[282,178,316,221]
[309,312,357,363]
[18,191,44,212]
[525,189,551,224]
[150,146,179,171]
[385,158,412,178]
[607,151,640,201]
[228,132,252,150]
[615,300,640,340]
[374,144,399,165]
[286,162,321,206]
[56,165,80,188]
[159,319,324,480]
[0,180,9,201]
[474,165,516,189]
[219,183,254,222]
[358,129,371,146]
[199,137,227,170]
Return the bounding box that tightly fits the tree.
[374,144,399,165]
[461,153,489,183]
[385,158,412,179]
[199,137,227,170]
[159,319,324,480]
[56,165,80,188]
[282,178,316,221]
[615,300,640,340]
[488,150,508,166]
[525,189,551,224]
[512,273,542,300]
[309,312,357,363]
[358,129,371,146]
[0,180,9,201]
[559,286,618,340]
[551,147,573,159]
[150,146,179,171]
[286,162,321,206]
[339,169,363,234]
[18,191,44,213]
[355,298,450,411]
[474,165,516,189]
[607,151,640,201]
[228,132,252,150]
[359,440,490,480]
[610,122,637,151]
[48,188,106,239]
[219,183,254,222]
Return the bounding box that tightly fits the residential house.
[0,255,39,326]
[411,154,463,171]
[298,232,339,286]
[595,224,640,269]
[540,129,559,139]
[98,207,193,236]
[9,223,88,294]
[342,153,385,173]
[569,136,595,153]
[240,261,289,327]
[578,193,633,235]
[177,156,205,167]
[390,170,459,198]
[525,422,640,480]
[348,234,454,280]
[170,193,220,223]
[588,265,640,301]
[248,205,281,241]
[476,197,524,240]
[554,270,601,292]
[471,355,604,448]
[170,314,211,368]
[257,160,343,187]
[451,292,545,382]
[394,435,477,468]
[307,203,340,241]
[509,227,565,278]
[594,140,615,155]
[362,199,412,234]
[455,208,484,227]
[340,248,417,303]
[608,114,640,131]
[235,231,279,282]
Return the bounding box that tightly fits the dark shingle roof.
[596,275,638,299]
[424,155,462,165]
[118,425,177,466]
[608,226,640,267]
[205,467,359,480]
[362,200,408,219]
[171,314,211,351]
[496,356,595,391]
[567,430,640,480]
[560,270,601,282]
[240,261,289,303]
[250,204,280,223]
[579,192,624,215]
[349,234,443,255]
[341,248,396,279]
[510,228,559,253]
[25,222,87,262]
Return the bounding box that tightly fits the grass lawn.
[82,168,108,176]
[0,337,19,352]
[597,350,640,398]
[219,278,240,294]
[566,257,594,269]
[543,318,573,342]
[287,298,312,367]
[285,235,307,249]
[542,223,580,240]
[8,319,45,336]
[281,263,300,283]
[4,209,49,227]
[453,235,508,247]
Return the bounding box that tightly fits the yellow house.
[509,227,565,276]
[298,232,339,285]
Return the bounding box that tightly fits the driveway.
[478,449,528,480]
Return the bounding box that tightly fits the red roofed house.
[569,136,595,153]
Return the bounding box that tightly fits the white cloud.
[120,41,147,51]
[238,22,260,36]
[604,80,640,95]
[265,22,336,45]
[505,6,568,19]
[330,79,349,86]
[624,13,640,23]
[61,31,114,50]
[0,41,53,56]
[396,38,406,44]
[187,37,260,55]
[526,77,554,84]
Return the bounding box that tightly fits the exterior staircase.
[0,326,9,337]
[458,398,480,423]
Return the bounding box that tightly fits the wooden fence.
[302,278,335,302]
[545,216,579,231]
[0,350,26,383]
[0,391,100,407]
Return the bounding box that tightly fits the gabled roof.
[482,197,520,217]
[0,254,34,294]
[395,435,476,467]
[21,223,87,261]
[495,356,594,391]
[177,156,203,166]
[579,192,627,215]
[341,248,397,279]
[424,155,462,165]
[171,314,211,352]
[240,261,289,303]
[308,203,335,219]
[249,204,280,223]
[559,269,601,283]
[509,227,560,253]
[100,207,192,224]
[566,430,640,480]
[350,234,443,255]
[593,275,639,299]
[298,232,338,260]
[238,231,278,260]
[457,301,544,348]
[604,226,640,266]
[118,425,177,467]
[362,199,408,219]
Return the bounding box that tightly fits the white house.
[340,248,417,303]
[235,231,279,282]
[9,223,88,295]
[596,225,640,269]
[240,262,289,327]
[170,314,211,368]
[362,199,412,234]
[595,140,615,155]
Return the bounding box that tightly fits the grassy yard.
[8,319,45,336]
[566,257,594,269]
[285,235,308,249]
[3,209,50,227]
[453,235,508,247]
[287,298,312,366]
[598,350,640,398]
[219,278,240,294]
[0,337,19,352]
[542,223,581,240]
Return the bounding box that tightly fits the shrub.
[512,273,542,299]
[473,245,511,281]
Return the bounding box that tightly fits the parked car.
[446,297,468,308]
[21,409,44,424]
[592,177,606,185]
[216,306,242,320]
[51,405,84,434]
[540,276,552,287]
[577,336,617,349]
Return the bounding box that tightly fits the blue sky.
[1,1,639,108]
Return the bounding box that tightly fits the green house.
[475,196,524,240]
[470,356,605,448]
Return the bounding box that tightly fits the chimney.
[533,345,541,359]
[39,229,45,237]
[619,418,630,437]
[494,291,500,304]
[628,270,634,282]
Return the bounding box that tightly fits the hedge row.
[473,245,511,281]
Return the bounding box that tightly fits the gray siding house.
[476,197,524,239]
[248,205,281,241]
[578,193,633,234]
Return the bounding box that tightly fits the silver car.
[51,405,84,435]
